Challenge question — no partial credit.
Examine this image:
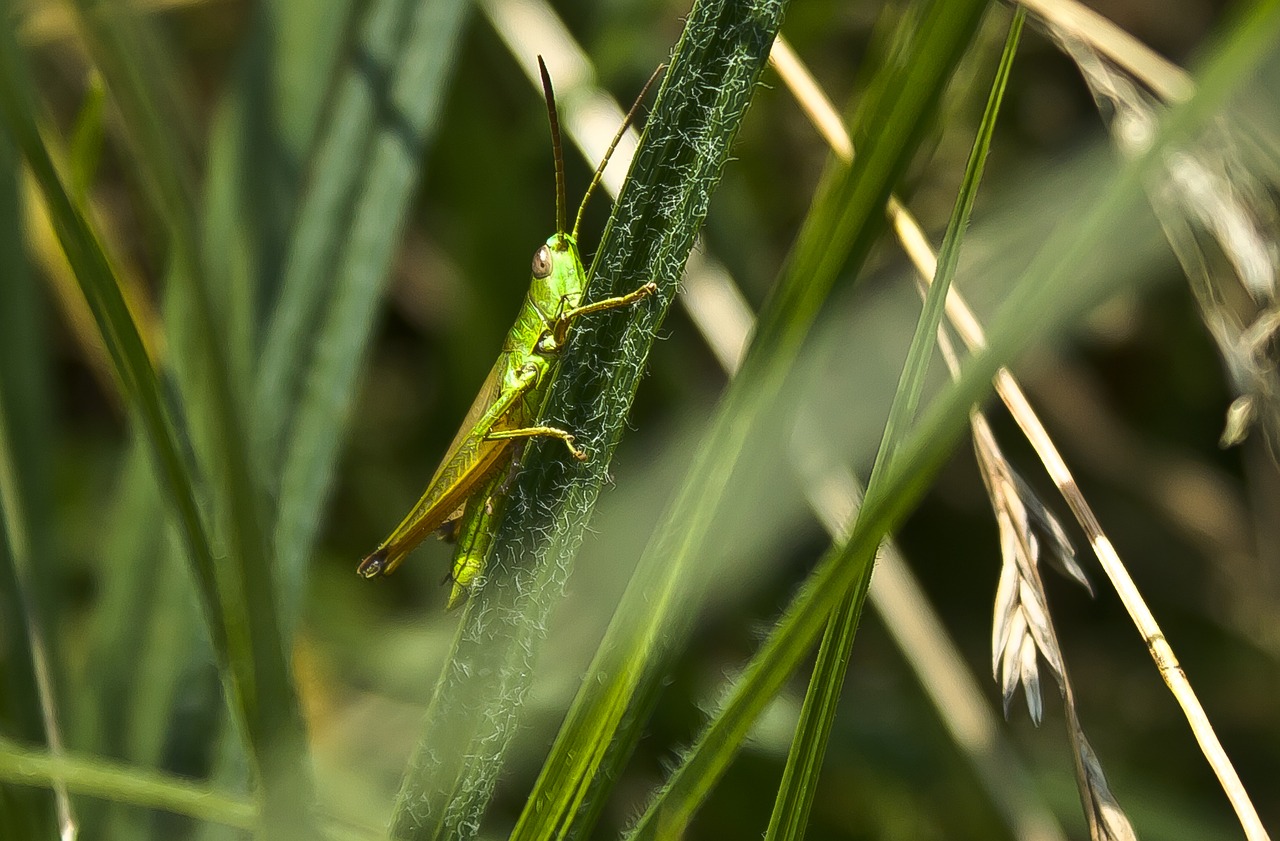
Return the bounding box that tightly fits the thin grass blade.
[0,124,60,841]
[254,0,453,473]
[53,2,317,831]
[70,6,363,834]
[0,736,255,833]
[0,19,314,835]
[766,12,1024,840]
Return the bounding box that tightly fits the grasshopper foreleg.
[560,281,658,324]
[544,281,658,350]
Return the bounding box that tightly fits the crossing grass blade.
[72,6,363,835]
[0,736,385,841]
[23,70,188,836]
[764,11,1026,840]
[19,1,470,836]
[0,735,256,833]
[509,0,991,837]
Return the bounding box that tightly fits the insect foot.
[565,436,589,461]
[357,549,389,578]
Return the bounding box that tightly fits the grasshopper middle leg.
[487,425,588,460]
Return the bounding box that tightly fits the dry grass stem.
[1017,0,1193,102]
[1057,34,1280,460]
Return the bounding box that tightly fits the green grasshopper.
[358,57,660,607]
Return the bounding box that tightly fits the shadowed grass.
[0,122,59,841]
[50,3,315,832]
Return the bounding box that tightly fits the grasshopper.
[358,57,661,607]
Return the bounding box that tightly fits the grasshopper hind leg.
[447,506,490,610]
[444,466,515,609]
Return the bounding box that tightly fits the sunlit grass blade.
[0,736,256,833]
[647,33,1071,841]
[269,0,471,629]
[625,1,1280,832]
[0,736,384,841]
[506,1,989,837]
[1019,0,1194,102]
[780,21,1273,838]
[765,12,1025,840]
[658,33,1070,841]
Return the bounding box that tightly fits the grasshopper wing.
[358,354,519,576]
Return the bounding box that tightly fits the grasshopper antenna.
[571,62,666,243]
[537,56,568,245]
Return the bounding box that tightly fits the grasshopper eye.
[532,244,553,279]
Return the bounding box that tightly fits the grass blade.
[74,5,364,832]
[255,0,434,467]
[270,0,471,629]
[0,8,227,723]
[0,17,312,835]
[384,2,787,838]
[202,0,359,334]
[55,1,318,831]
[0,736,256,832]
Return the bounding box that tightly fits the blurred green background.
[2,0,1278,839]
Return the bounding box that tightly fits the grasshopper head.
[531,232,587,311]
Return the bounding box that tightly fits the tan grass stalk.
[1056,31,1280,459]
